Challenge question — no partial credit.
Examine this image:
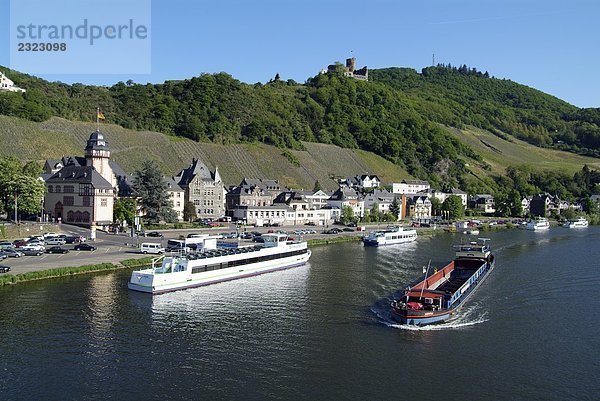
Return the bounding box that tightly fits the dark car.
[252,235,265,243]
[45,246,69,254]
[63,235,79,244]
[146,231,163,237]
[0,265,10,273]
[74,243,97,251]
[342,228,354,232]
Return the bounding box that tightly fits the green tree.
[442,195,464,220]
[183,201,197,223]
[430,197,442,216]
[0,156,46,217]
[341,205,355,224]
[560,208,577,220]
[389,198,401,219]
[132,160,177,224]
[313,180,322,192]
[113,198,136,226]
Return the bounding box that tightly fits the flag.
[97,111,105,120]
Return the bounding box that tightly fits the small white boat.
[563,217,589,228]
[463,229,480,235]
[526,217,550,230]
[362,226,417,247]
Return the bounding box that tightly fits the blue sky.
[1,0,598,107]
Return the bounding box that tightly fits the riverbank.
[0,224,515,287]
[0,256,154,287]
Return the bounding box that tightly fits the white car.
[22,244,45,252]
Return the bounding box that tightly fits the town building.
[363,189,399,218]
[339,175,381,190]
[406,195,432,220]
[0,71,26,93]
[42,130,122,228]
[175,158,225,221]
[469,194,496,214]
[392,180,430,195]
[327,187,364,218]
[226,178,285,214]
[164,176,185,221]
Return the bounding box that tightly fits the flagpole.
[96,107,100,132]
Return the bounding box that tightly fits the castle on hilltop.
[321,57,368,81]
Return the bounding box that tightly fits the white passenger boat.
[362,226,417,247]
[563,217,589,228]
[526,217,550,230]
[128,233,311,294]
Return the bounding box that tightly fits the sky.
[1,0,598,107]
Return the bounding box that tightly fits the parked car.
[0,248,25,258]
[146,231,163,238]
[74,243,97,251]
[305,222,316,226]
[45,246,69,254]
[21,247,44,256]
[12,239,28,248]
[252,235,265,243]
[0,265,10,273]
[342,228,354,232]
[0,253,7,260]
[45,237,66,246]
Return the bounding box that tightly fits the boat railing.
[151,254,165,272]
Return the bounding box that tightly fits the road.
[2,223,372,275]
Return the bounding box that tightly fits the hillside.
[0,115,410,191]
[1,64,600,200]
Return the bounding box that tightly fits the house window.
[63,196,74,206]
[83,197,91,207]
[48,185,53,193]
[100,198,107,207]
[79,184,92,196]
[64,185,74,193]
[55,185,61,193]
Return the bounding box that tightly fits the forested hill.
[371,66,600,154]
[1,64,599,190]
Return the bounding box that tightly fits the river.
[1,227,599,400]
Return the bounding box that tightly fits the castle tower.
[346,57,356,73]
[85,130,116,188]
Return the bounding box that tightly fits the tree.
[0,156,46,217]
[389,198,401,220]
[341,205,355,224]
[313,180,322,192]
[113,198,136,226]
[132,160,177,224]
[442,195,464,220]
[369,202,380,222]
[430,197,442,216]
[183,201,197,223]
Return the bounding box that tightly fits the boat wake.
[371,303,488,331]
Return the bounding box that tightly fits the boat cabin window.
[424,298,433,305]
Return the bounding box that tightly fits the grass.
[1,114,597,194]
[446,125,600,175]
[0,256,153,287]
[0,115,418,192]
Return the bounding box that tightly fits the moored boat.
[362,226,417,247]
[563,217,589,228]
[526,217,550,230]
[128,233,311,294]
[390,239,495,326]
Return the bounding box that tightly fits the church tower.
[85,130,116,188]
